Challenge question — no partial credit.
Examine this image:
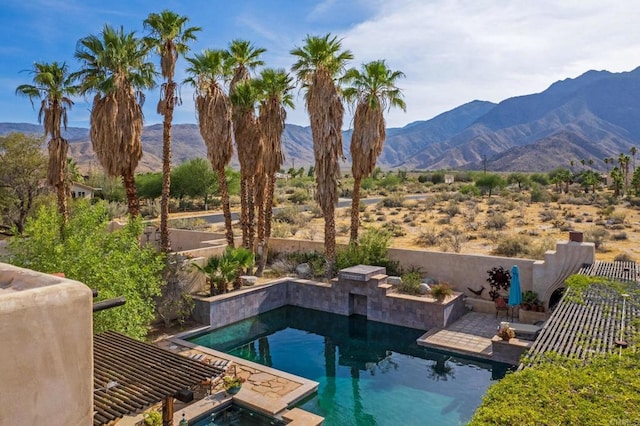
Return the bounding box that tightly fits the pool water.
[189,306,508,426]
[190,404,286,426]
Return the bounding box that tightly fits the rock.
[424,277,437,285]
[387,276,402,286]
[419,283,431,295]
[240,275,257,286]
[296,263,312,278]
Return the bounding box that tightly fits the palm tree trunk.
[217,167,234,247]
[160,83,175,253]
[325,205,336,275]
[247,174,256,249]
[122,171,140,218]
[56,183,68,226]
[240,174,250,248]
[255,173,267,277]
[350,176,362,244]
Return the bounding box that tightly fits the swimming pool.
[189,306,508,426]
[190,404,286,426]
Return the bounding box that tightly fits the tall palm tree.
[254,68,295,275]
[184,49,235,246]
[230,80,263,253]
[227,40,266,249]
[74,25,156,218]
[16,61,78,223]
[342,60,405,243]
[144,10,200,252]
[291,34,353,273]
[630,146,637,173]
[618,153,631,196]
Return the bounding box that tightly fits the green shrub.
[336,228,399,275]
[398,271,421,295]
[380,193,404,208]
[491,235,531,257]
[485,212,508,230]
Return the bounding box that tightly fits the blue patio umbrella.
[508,265,522,307]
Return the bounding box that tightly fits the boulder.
[387,276,402,286]
[419,283,431,295]
[296,263,312,278]
[240,275,258,287]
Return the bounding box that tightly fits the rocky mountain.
[3,67,640,173]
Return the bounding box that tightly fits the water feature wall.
[192,265,466,331]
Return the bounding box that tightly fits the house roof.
[93,331,226,425]
[520,261,638,369]
[71,181,97,191]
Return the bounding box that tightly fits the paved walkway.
[417,312,503,359]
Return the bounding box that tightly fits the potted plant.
[497,322,515,341]
[222,374,245,395]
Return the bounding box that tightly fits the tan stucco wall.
[0,263,93,426]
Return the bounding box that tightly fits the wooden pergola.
[93,331,226,426]
[520,261,638,369]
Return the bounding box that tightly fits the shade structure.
[508,265,522,307]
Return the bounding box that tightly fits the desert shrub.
[379,173,401,189]
[415,228,441,246]
[455,172,474,182]
[491,235,531,257]
[612,232,627,241]
[528,236,556,260]
[271,221,292,237]
[272,206,304,225]
[530,173,549,185]
[539,209,557,222]
[431,172,445,184]
[609,212,626,224]
[430,283,453,301]
[336,227,399,274]
[285,251,326,278]
[437,216,451,225]
[614,253,634,262]
[169,217,209,230]
[584,227,609,250]
[105,201,129,219]
[441,227,467,253]
[417,174,429,183]
[380,193,404,208]
[486,212,508,230]
[288,189,310,205]
[442,201,460,217]
[398,271,421,295]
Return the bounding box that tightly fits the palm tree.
[227,39,266,249]
[16,61,78,223]
[74,25,156,217]
[184,49,235,246]
[618,153,631,196]
[230,80,263,253]
[631,146,637,173]
[254,68,295,275]
[143,10,200,252]
[291,34,353,273]
[342,60,406,243]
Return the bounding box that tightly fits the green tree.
[474,174,506,197]
[5,201,164,339]
[227,40,266,250]
[618,153,631,196]
[15,61,78,223]
[291,33,354,273]
[611,166,624,197]
[342,59,406,243]
[171,158,217,209]
[74,24,156,218]
[254,68,295,276]
[135,172,163,200]
[0,133,47,234]
[194,246,254,295]
[507,172,530,191]
[144,10,200,252]
[631,167,640,196]
[184,49,235,246]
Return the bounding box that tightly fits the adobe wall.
[0,263,93,426]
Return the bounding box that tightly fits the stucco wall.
[0,263,93,426]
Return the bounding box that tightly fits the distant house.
[70,182,96,199]
[275,172,290,180]
[444,174,455,184]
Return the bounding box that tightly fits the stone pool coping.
[164,327,321,425]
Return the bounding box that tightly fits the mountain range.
[2,66,640,173]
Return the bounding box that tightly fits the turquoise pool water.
[191,404,286,426]
[189,306,508,426]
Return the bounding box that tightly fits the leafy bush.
[6,201,164,340]
[398,271,421,295]
[336,228,399,275]
[287,189,310,205]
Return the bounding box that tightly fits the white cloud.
[336,0,640,127]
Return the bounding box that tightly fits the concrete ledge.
[491,336,533,364]
[283,408,324,426]
[233,387,287,417]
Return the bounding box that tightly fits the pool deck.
[151,329,323,425]
[417,312,504,359]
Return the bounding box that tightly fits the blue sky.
[2,0,640,129]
